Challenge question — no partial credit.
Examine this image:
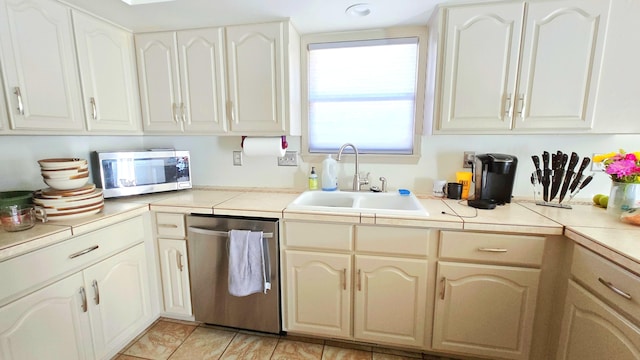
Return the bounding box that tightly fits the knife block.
[531,173,572,209]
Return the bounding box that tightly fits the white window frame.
[301,27,428,164]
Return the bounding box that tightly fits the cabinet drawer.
[0,215,146,306]
[439,231,545,266]
[572,245,640,323]
[284,221,353,251]
[356,225,429,257]
[156,212,186,238]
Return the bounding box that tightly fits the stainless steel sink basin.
[287,191,429,216]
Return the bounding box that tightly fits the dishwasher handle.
[188,226,274,239]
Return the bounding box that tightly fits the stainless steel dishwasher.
[186,214,281,334]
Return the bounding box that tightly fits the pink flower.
[606,159,638,177]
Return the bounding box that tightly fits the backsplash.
[2,133,640,200]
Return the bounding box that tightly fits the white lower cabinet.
[0,272,92,360]
[555,245,640,359]
[154,212,192,317]
[285,250,352,338]
[432,231,544,360]
[556,281,640,360]
[432,262,540,360]
[0,243,150,360]
[158,238,192,316]
[282,221,429,348]
[84,243,151,359]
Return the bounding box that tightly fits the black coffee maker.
[472,153,518,205]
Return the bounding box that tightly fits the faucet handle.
[359,172,370,185]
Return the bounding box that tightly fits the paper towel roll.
[242,137,286,157]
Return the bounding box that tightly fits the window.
[303,29,426,157]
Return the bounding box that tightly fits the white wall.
[2,133,638,201]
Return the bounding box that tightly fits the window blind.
[307,37,419,154]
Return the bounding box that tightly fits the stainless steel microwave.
[91,150,192,198]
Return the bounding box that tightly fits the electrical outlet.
[278,151,298,166]
[463,151,475,168]
[232,151,242,166]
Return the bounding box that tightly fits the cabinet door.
[0,0,84,130]
[433,262,540,360]
[158,238,192,316]
[354,255,427,347]
[135,32,182,132]
[0,273,93,360]
[84,243,151,360]
[284,250,351,338]
[72,10,141,132]
[226,22,285,133]
[177,28,228,133]
[438,2,524,131]
[556,281,640,360]
[515,0,608,130]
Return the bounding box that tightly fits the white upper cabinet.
[226,21,300,135]
[72,10,141,132]
[136,28,228,134]
[0,0,84,131]
[136,21,300,135]
[430,0,609,133]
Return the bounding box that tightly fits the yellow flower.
[593,152,617,163]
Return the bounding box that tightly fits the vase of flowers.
[595,150,640,216]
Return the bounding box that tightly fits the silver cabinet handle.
[79,287,87,312]
[69,245,99,259]
[504,93,512,117]
[14,87,24,115]
[357,269,362,291]
[598,277,632,300]
[477,247,508,253]
[440,277,447,300]
[177,251,183,272]
[180,102,186,123]
[517,94,525,117]
[158,223,179,229]
[92,279,100,305]
[90,97,97,120]
[342,269,347,290]
[227,100,235,123]
[172,103,179,124]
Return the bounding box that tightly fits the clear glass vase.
[606,181,640,217]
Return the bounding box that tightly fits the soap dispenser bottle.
[309,167,318,190]
[322,155,338,191]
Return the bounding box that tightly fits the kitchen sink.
[287,191,429,216]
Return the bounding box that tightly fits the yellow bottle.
[309,167,318,190]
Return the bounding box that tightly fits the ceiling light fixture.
[120,0,175,5]
[345,3,371,17]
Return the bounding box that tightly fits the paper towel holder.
[241,136,288,151]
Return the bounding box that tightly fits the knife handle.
[567,152,579,170]
[570,157,591,192]
[542,151,550,168]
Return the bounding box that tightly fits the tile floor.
[112,318,463,360]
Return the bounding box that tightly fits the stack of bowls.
[38,158,89,190]
[33,185,104,221]
[36,158,104,221]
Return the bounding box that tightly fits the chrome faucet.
[337,143,368,191]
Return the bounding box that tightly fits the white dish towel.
[228,229,268,297]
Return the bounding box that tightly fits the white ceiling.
[58,0,472,34]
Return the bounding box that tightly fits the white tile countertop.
[1,188,638,274]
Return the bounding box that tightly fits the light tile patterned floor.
[112,318,462,360]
